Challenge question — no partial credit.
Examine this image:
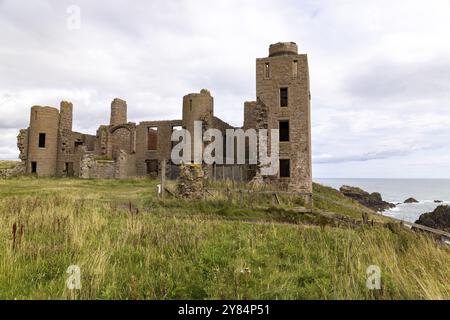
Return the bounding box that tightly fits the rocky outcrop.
[177,164,204,199]
[404,197,419,204]
[434,200,443,203]
[340,185,395,212]
[415,205,450,232]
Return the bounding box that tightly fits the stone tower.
[256,42,312,193]
[110,98,128,126]
[57,101,74,176]
[27,106,60,176]
[182,89,214,162]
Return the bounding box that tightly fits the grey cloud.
[1,0,450,178]
[346,57,450,103]
[314,149,412,164]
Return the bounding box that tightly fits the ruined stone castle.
[16,42,312,192]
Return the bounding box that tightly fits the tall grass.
[0,161,19,170]
[0,177,448,299]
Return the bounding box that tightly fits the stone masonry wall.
[80,154,115,179]
[0,162,26,178]
[111,126,133,159]
[27,106,59,176]
[135,120,182,176]
[243,101,257,130]
[110,98,127,126]
[59,101,73,131]
[256,43,312,193]
[17,129,28,162]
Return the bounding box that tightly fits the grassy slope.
[0,161,19,170]
[0,177,448,299]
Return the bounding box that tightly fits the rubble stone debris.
[177,163,204,199]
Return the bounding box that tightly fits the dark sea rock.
[434,200,443,203]
[339,185,396,212]
[404,197,419,204]
[415,205,450,232]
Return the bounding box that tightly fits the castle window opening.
[279,120,290,142]
[146,159,159,176]
[74,140,83,151]
[280,88,288,107]
[147,127,158,151]
[265,62,270,78]
[280,159,290,178]
[172,126,183,150]
[38,133,46,148]
[31,162,37,173]
[34,110,38,120]
[65,162,74,177]
[189,99,193,112]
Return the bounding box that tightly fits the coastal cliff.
[415,205,450,232]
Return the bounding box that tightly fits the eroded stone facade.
[16,42,312,192]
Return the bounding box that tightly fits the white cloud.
[1,0,450,177]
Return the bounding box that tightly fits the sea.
[315,179,450,223]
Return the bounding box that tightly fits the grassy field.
[0,177,448,299]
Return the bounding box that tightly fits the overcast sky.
[1,0,450,178]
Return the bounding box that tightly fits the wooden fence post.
[272,193,281,206]
[239,190,244,208]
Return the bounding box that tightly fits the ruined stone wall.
[212,164,249,181]
[95,125,110,156]
[177,163,204,199]
[56,131,96,177]
[94,117,136,162]
[256,42,312,193]
[18,101,99,178]
[57,101,74,176]
[0,162,26,178]
[182,89,214,162]
[135,120,182,176]
[211,116,234,133]
[110,125,135,159]
[17,129,28,162]
[83,134,96,152]
[59,101,73,131]
[243,101,257,130]
[115,150,137,178]
[115,150,128,179]
[80,151,136,179]
[15,42,312,185]
[80,154,115,179]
